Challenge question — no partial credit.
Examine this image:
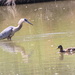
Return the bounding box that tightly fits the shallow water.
[0,1,75,75]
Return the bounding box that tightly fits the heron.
[0,18,33,40]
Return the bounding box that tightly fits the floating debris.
[38,7,43,10]
[34,9,37,11]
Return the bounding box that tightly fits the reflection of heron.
[0,18,33,40]
[0,40,33,63]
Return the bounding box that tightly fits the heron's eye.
[24,19,28,21]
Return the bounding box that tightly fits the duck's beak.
[57,48,59,49]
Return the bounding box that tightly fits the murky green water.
[0,1,75,75]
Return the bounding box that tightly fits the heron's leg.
[7,36,11,40]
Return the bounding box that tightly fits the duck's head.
[57,45,65,52]
[57,45,63,49]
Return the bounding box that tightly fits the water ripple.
[14,32,67,41]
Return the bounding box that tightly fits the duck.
[57,45,75,52]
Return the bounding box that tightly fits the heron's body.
[0,18,32,40]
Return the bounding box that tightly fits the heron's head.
[18,18,33,25]
[24,18,33,25]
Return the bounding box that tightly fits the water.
[0,1,75,75]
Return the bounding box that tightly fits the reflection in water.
[59,53,64,60]
[59,52,75,60]
[23,32,67,41]
[0,40,32,63]
[6,5,18,18]
[0,5,18,20]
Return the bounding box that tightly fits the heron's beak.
[26,20,33,25]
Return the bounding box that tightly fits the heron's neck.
[16,24,23,31]
[14,24,23,33]
[14,19,24,32]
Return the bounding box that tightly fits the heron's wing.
[0,26,13,39]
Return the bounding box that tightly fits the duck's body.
[57,45,75,52]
